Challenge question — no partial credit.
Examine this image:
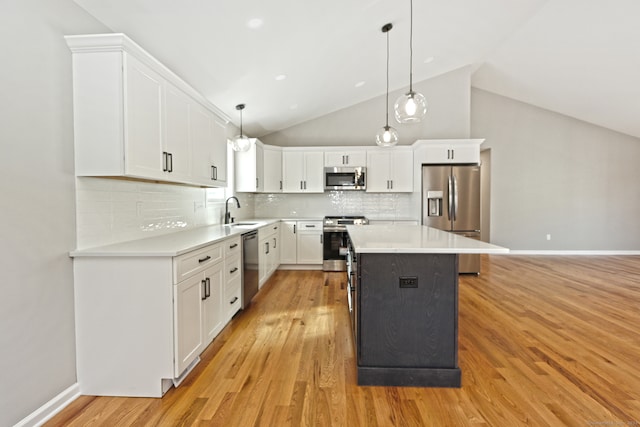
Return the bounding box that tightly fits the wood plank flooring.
[46,255,640,426]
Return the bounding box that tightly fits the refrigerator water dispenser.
[426,191,443,216]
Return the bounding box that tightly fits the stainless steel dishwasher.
[242,230,259,309]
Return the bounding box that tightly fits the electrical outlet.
[399,276,418,288]
[546,234,551,241]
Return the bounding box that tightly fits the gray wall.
[471,88,640,250]
[262,66,471,146]
[0,1,108,425]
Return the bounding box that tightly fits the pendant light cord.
[385,27,390,127]
[409,0,414,92]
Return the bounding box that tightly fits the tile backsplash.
[251,191,420,220]
[75,178,232,249]
[75,178,421,249]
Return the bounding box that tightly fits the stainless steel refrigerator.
[422,165,481,274]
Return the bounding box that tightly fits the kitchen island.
[346,224,508,387]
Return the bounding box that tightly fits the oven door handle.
[323,227,347,232]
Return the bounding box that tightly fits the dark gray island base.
[352,252,461,387]
[346,224,508,388]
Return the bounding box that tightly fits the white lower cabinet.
[174,274,205,377]
[258,223,280,287]
[173,246,225,379]
[279,220,323,265]
[280,221,297,264]
[73,235,240,398]
[297,229,323,264]
[223,251,242,319]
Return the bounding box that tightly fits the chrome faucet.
[224,196,241,224]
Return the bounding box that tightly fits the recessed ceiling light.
[275,74,287,81]
[355,81,365,88]
[423,56,435,64]
[247,18,263,29]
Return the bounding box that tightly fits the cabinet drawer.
[224,236,241,257]
[297,220,322,232]
[174,243,223,283]
[225,254,242,283]
[225,279,242,317]
[259,222,280,238]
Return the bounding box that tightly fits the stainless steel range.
[323,215,369,271]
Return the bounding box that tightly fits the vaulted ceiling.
[72,0,640,139]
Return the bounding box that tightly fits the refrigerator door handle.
[447,175,453,221]
[453,175,458,221]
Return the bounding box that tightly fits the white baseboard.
[15,383,80,427]
[503,250,640,255]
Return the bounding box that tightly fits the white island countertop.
[346,224,509,254]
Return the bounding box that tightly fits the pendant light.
[230,104,252,152]
[375,23,399,147]
[394,0,427,123]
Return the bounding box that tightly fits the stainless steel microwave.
[324,167,366,191]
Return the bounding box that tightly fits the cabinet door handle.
[279,180,282,190]
[346,155,349,164]
[265,242,269,254]
[230,296,238,305]
[211,166,215,180]
[167,153,173,172]
[390,180,393,190]
[198,255,211,263]
[256,178,259,189]
[293,224,296,234]
[273,237,277,248]
[213,165,218,180]
[162,152,168,172]
[201,280,207,300]
[205,277,211,298]
[304,181,307,190]
[230,267,238,274]
[229,243,238,249]
[320,234,323,244]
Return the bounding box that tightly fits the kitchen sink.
[228,222,258,227]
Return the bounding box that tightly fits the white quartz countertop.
[346,224,509,254]
[70,219,280,257]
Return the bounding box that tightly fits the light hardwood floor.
[47,255,640,426]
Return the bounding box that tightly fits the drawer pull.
[305,224,315,228]
[230,267,238,274]
[229,243,238,249]
[230,296,238,305]
[198,255,211,263]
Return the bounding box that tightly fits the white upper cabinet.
[366,149,413,192]
[164,83,193,183]
[190,102,227,186]
[235,141,282,193]
[282,150,324,193]
[324,150,367,167]
[414,139,483,164]
[262,145,283,192]
[66,33,229,188]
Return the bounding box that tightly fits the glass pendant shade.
[230,134,252,152]
[375,125,399,147]
[394,91,428,123]
[230,103,253,152]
